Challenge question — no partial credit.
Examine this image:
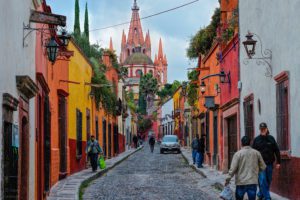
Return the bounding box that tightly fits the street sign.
[30,10,66,26]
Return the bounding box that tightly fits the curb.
[78,146,144,199]
[181,150,207,178]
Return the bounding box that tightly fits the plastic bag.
[220,185,234,200]
[99,156,106,170]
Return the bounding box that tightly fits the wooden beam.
[30,10,66,26]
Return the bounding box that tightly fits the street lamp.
[46,37,59,64]
[242,31,273,77]
[220,69,231,84]
[200,81,206,94]
[58,29,71,47]
[243,32,257,59]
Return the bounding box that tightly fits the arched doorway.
[20,116,29,200]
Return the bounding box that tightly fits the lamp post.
[242,31,272,77]
[46,37,59,64]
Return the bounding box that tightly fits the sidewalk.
[181,147,289,200]
[47,146,143,200]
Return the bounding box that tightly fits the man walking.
[225,136,266,200]
[252,122,281,200]
[191,135,199,165]
[86,135,103,172]
[197,134,205,168]
[149,136,155,153]
[133,134,138,148]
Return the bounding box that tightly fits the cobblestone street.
[83,145,218,200]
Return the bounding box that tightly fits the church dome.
[124,53,153,65]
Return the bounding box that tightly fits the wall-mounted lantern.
[46,37,59,64]
[58,29,71,47]
[200,81,206,94]
[199,69,231,95]
[242,31,272,77]
[242,32,257,59]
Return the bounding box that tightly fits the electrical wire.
[89,0,200,32]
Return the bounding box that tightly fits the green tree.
[139,73,159,97]
[187,7,220,59]
[74,0,81,37]
[158,80,181,101]
[187,70,199,107]
[84,2,89,42]
[138,73,159,115]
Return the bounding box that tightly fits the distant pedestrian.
[149,136,155,153]
[225,136,266,200]
[191,135,199,165]
[252,122,281,200]
[133,135,138,148]
[196,134,205,168]
[86,135,103,172]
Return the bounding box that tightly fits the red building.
[219,34,240,172]
[218,0,240,173]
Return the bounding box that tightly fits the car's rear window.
[163,137,178,142]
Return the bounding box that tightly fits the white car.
[160,135,181,154]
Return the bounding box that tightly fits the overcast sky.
[47,0,219,82]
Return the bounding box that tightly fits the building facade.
[119,0,168,139]
[67,40,93,173]
[239,0,300,198]
[160,98,174,137]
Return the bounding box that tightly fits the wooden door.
[108,124,112,158]
[20,116,29,200]
[228,115,237,168]
[102,120,107,157]
[59,96,67,178]
[213,112,218,166]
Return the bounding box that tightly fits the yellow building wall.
[68,40,93,141]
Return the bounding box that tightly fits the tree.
[84,2,89,42]
[139,73,159,96]
[187,7,220,59]
[158,80,181,101]
[138,73,159,115]
[74,0,81,37]
[186,70,199,107]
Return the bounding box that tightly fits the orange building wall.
[47,59,69,186]
[198,43,222,168]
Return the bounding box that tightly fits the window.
[244,94,254,142]
[86,109,90,141]
[136,69,143,77]
[275,72,289,151]
[76,109,83,158]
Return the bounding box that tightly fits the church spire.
[132,0,139,10]
[127,0,144,46]
[109,37,114,51]
[158,38,164,59]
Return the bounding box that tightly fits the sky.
[47,0,219,83]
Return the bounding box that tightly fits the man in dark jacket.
[133,135,138,148]
[149,136,155,153]
[252,122,281,200]
[191,135,199,164]
[197,134,206,168]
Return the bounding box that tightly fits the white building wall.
[161,98,174,134]
[0,0,36,199]
[239,0,300,157]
